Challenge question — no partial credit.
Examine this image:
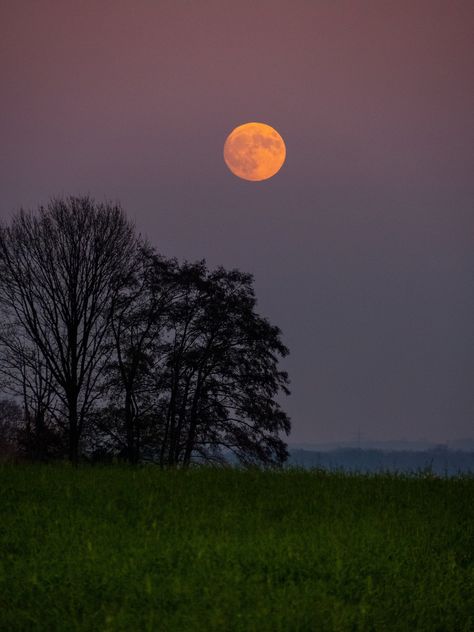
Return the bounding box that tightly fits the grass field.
[0,465,473,631]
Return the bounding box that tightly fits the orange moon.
[223,122,286,181]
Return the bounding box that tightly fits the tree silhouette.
[0,331,58,460]
[160,263,291,466]
[0,196,291,466]
[0,197,139,463]
[103,252,183,464]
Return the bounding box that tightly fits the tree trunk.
[183,376,203,466]
[68,394,79,465]
[124,389,137,464]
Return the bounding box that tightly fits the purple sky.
[1,1,473,443]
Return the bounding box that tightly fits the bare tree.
[0,197,139,463]
[112,261,291,467]
[159,264,291,467]
[0,325,59,460]
[98,259,291,467]
[103,251,182,463]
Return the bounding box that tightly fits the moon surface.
[223,122,286,181]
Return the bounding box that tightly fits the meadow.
[0,465,472,632]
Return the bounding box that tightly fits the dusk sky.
[1,0,472,443]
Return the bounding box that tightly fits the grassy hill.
[1,465,473,631]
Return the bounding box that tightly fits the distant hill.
[289,438,474,452]
[287,447,474,475]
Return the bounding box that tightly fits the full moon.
[223,122,286,181]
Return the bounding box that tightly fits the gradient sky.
[1,0,473,443]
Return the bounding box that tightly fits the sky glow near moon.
[223,122,286,181]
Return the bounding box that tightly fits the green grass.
[0,465,473,631]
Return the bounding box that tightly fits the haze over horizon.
[1,1,472,444]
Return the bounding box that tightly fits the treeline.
[0,197,290,466]
[289,448,474,476]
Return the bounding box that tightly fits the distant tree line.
[0,197,290,466]
[288,448,474,476]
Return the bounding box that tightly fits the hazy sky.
[1,1,473,443]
